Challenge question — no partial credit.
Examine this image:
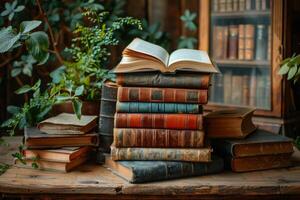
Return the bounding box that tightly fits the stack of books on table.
[205,107,294,172]
[15,113,99,172]
[103,38,224,183]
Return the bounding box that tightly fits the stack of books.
[205,107,294,172]
[103,38,224,183]
[16,113,99,172]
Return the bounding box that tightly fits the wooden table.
[1,137,300,200]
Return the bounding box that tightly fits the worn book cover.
[38,113,98,135]
[211,129,294,158]
[104,155,224,183]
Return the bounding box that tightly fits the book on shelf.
[267,25,271,60]
[110,146,212,162]
[231,74,243,105]
[228,25,238,59]
[226,153,292,172]
[114,113,203,130]
[245,0,252,10]
[256,73,265,108]
[239,0,245,11]
[104,155,224,183]
[213,73,224,103]
[113,128,205,148]
[204,107,256,138]
[223,70,232,104]
[211,129,294,158]
[99,81,118,153]
[242,74,250,105]
[118,87,208,104]
[244,24,255,60]
[261,0,267,10]
[23,147,92,163]
[116,72,211,89]
[219,0,226,12]
[226,0,233,11]
[255,24,268,60]
[255,0,261,10]
[238,24,245,60]
[212,25,224,59]
[212,0,219,12]
[249,68,257,106]
[116,102,202,114]
[15,155,89,173]
[222,26,229,59]
[233,0,239,11]
[38,113,98,135]
[24,127,99,149]
[112,38,219,74]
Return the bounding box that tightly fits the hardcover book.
[116,102,202,114]
[38,113,98,135]
[113,128,205,148]
[115,113,203,130]
[211,129,294,157]
[112,38,219,74]
[204,107,256,138]
[228,25,238,59]
[244,24,255,60]
[104,155,224,183]
[24,127,99,148]
[118,87,208,104]
[212,25,224,59]
[111,146,212,162]
[255,24,267,60]
[116,72,211,89]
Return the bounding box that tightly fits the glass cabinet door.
[208,0,272,109]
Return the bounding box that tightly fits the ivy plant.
[1,0,25,21]
[279,54,300,84]
[178,9,198,49]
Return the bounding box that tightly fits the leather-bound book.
[219,0,226,12]
[99,81,118,153]
[204,107,256,138]
[249,68,257,106]
[113,128,205,148]
[212,25,224,59]
[118,87,208,104]
[226,0,233,11]
[233,0,239,10]
[104,155,224,183]
[255,25,267,60]
[116,102,202,114]
[114,113,203,130]
[238,24,245,60]
[244,24,255,60]
[239,0,245,11]
[231,74,243,105]
[222,26,229,59]
[212,0,219,12]
[228,25,238,60]
[242,74,250,105]
[211,129,294,157]
[110,146,212,162]
[223,70,232,104]
[116,72,211,89]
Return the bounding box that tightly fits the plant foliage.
[279,54,300,84]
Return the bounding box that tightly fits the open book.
[112,38,219,73]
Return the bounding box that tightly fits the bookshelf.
[199,0,300,136]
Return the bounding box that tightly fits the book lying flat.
[211,129,294,158]
[23,146,92,162]
[104,155,224,183]
[112,38,219,74]
[110,146,212,162]
[24,127,99,149]
[204,107,256,138]
[38,113,98,134]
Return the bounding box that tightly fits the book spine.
[244,24,255,60]
[267,25,271,60]
[114,128,205,148]
[249,68,257,106]
[116,73,211,89]
[231,74,243,105]
[239,0,245,11]
[114,113,203,130]
[214,73,224,103]
[223,70,232,104]
[222,26,229,59]
[118,87,208,104]
[233,0,239,11]
[99,82,118,153]
[242,74,250,105]
[129,156,224,183]
[116,102,201,114]
[261,0,266,10]
[228,25,238,59]
[238,24,245,60]
[255,0,261,10]
[213,26,224,59]
[226,0,233,11]
[245,0,252,10]
[230,154,292,172]
[212,0,219,12]
[219,0,226,12]
[111,146,212,162]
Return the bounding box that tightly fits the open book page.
[125,38,169,66]
[168,49,211,67]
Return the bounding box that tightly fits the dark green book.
[211,129,294,158]
[116,102,202,113]
[104,155,224,183]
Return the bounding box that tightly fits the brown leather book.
[244,24,255,60]
[222,26,229,59]
[213,26,224,59]
[219,0,226,12]
[228,25,238,59]
[242,74,250,105]
[204,107,256,138]
[223,70,232,104]
[113,128,205,148]
[38,113,98,135]
[238,24,245,60]
[229,153,292,172]
[118,87,208,104]
[114,113,203,130]
[231,74,243,105]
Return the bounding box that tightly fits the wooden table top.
[1,136,300,199]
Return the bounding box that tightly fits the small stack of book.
[103,38,224,183]
[16,113,99,172]
[205,107,294,172]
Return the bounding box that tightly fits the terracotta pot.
[51,100,100,116]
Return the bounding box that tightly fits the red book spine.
[118,87,208,104]
[114,113,203,130]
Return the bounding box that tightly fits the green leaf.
[31,162,39,169]
[36,105,52,121]
[20,20,42,33]
[72,99,82,119]
[15,85,32,94]
[0,27,20,53]
[8,12,14,21]
[75,85,84,96]
[56,95,72,102]
[14,5,25,12]
[288,64,298,80]
[25,31,49,65]
[278,63,290,75]
[11,68,21,77]
[50,66,65,84]
[7,105,20,114]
